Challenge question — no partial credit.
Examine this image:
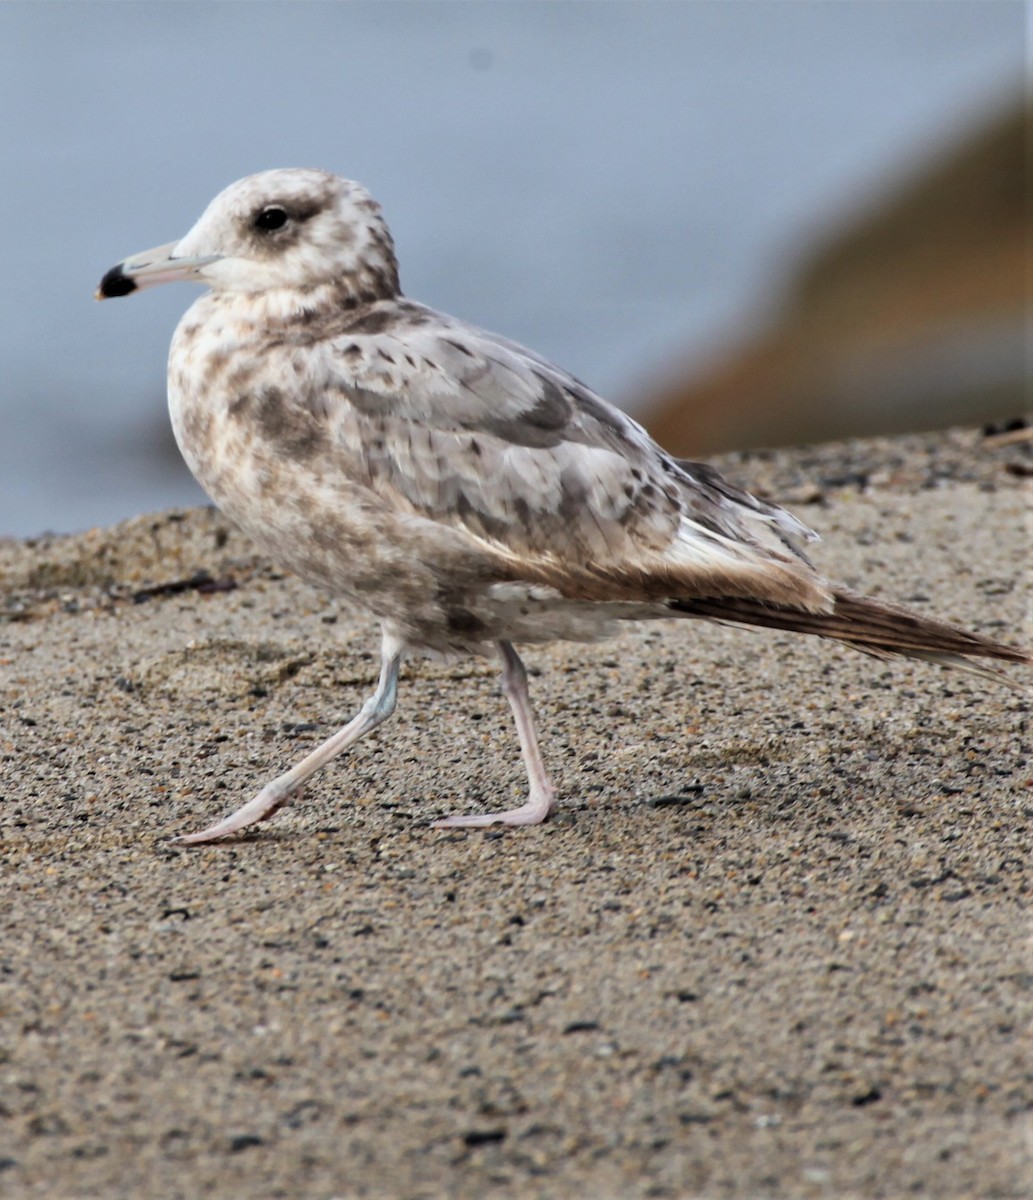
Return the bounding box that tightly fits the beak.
[95,241,223,300]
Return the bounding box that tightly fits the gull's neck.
[205,275,401,331]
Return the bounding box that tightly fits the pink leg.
[174,632,405,844]
[432,640,557,829]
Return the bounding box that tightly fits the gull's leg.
[432,640,556,829]
[174,632,405,845]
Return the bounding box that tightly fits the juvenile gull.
[96,168,1030,843]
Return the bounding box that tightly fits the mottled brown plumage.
[96,169,1029,842]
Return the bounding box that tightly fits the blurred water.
[0,1,1020,536]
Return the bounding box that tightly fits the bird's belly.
[474,584,666,645]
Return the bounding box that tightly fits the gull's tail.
[669,589,1030,685]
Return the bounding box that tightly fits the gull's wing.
[288,302,828,608]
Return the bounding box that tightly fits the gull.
[96,168,1029,844]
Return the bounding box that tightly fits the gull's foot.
[431,792,555,830]
[172,782,302,845]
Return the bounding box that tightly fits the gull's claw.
[431,793,555,830]
[172,782,300,845]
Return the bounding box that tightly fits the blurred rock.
[642,98,1028,455]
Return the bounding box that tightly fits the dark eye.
[253,205,289,232]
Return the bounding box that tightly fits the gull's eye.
[253,205,289,232]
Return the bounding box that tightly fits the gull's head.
[96,168,400,302]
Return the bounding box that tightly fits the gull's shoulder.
[305,296,654,453]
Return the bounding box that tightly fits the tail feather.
[669,588,1030,683]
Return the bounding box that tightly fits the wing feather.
[283,302,827,607]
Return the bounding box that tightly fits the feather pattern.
[194,296,833,616]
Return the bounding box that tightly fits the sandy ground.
[1,428,1030,1199]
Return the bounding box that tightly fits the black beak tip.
[96,263,137,300]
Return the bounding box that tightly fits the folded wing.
[294,304,830,610]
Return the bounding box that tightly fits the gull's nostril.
[96,263,138,299]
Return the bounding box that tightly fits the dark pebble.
[229,1134,264,1153]
[463,1129,506,1147]
[648,784,706,807]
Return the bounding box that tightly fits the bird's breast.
[164,301,493,639]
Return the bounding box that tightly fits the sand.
[1,427,1030,1199]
